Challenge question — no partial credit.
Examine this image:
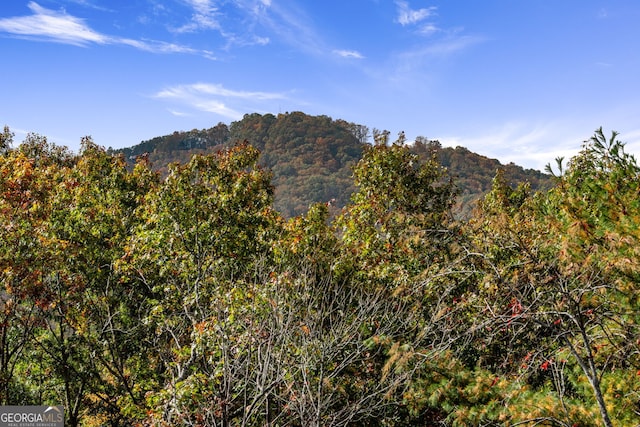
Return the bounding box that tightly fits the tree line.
[112,112,550,218]
[1,125,639,426]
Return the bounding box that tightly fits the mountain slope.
[112,112,552,217]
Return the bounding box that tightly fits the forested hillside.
[112,112,551,217]
[2,124,639,426]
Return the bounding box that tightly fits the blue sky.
[1,1,639,171]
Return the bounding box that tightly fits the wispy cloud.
[395,0,436,26]
[388,33,485,81]
[66,0,113,12]
[153,83,289,120]
[334,49,364,59]
[257,3,366,60]
[393,1,445,37]
[613,127,640,159]
[186,0,218,17]
[256,1,325,55]
[168,109,190,117]
[419,34,485,56]
[417,23,440,36]
[173,0,221,33]
[171,1,361,60]
[439,121,582,171]
[0,2,107,46]
[120,37,216,58]
[171,0,273,49]
[0,2,214,57]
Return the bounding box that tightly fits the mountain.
[410,138,551,217]
[111,112,552,217]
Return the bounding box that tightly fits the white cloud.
[67,0,113,12]
[171,0,273,48]
[235,0,272,14]
[616,127,640,159]
[256,1,324,55]
[438,121,585,171]
[154,83,289,120]
[155,85,243,119]
[173,0,220,33]
[417,23,439,36]
[395,0,436,26]
[257,4,366,60]
[168,109,190,117]
[186,0,218,16]
[195,100,242,119]
[120,37,216,57]
[334,49,364,59]
[0,2,107,46]
[188,83,286,100]
[0,2,216,58]
[253,35,270,45]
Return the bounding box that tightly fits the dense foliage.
[111,112,550,218]
[2,125,638,426]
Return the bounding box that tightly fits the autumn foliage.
[1,125,639,426]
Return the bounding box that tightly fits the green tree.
[124,142,279,426]
[331,136,464,425]
[267,203,416,426]
[448,129,640,426]
[0,126,13,154]
[45,138,160,426]
[540,128,640,426]
[0,134,86,424]
[0,134,160,426]
[0,141,68,404]
[336,134,457,290]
